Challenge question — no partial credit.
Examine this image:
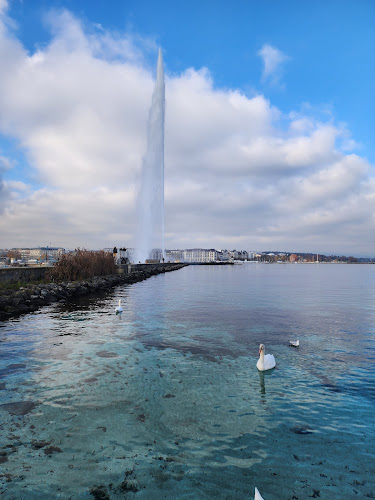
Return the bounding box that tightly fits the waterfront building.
[165,249,184,262]
[182,249,217,263]
[217,250,230,262]
[151,248,163,261]
[217,250,249,261]
[11,247,65,263]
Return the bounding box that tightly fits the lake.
[0,263,374,499]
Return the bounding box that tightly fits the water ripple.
[0,264,374,499]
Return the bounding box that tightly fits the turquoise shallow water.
[0,263,374,499]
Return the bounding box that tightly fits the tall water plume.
[134,49,165,263]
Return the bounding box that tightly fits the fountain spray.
[134,49,165,263]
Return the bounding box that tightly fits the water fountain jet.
[134,49,165,263]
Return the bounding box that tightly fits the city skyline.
[1,245,370,262]
[0,1,374,256]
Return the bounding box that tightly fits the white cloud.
[0,8,374,256]
[0,154,13,213]
[258,43,289,86]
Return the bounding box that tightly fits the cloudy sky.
[0,0,374,256]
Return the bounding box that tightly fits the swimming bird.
[255,487,264,500]
[256,343,276,371]
[115,299,123,314]
[289,340,300,347]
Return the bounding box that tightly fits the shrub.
[47,249,116,282]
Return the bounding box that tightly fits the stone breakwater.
[0,263,186,321]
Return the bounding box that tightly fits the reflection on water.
[0,264,374,499]
[257,369,276,395]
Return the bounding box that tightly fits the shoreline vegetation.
[47,249,117,281]
[0,250,186,321]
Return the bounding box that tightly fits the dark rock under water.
[1,401,36,415]
[290,425,314,434]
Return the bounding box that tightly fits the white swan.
[255,487,264,500]
[115,299,123,314]
[256,343,276,371]
[289,340,299,347]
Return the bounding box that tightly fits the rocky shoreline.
[0,263,186,321]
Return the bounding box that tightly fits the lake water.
[0,263,374,499]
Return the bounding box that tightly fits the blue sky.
[8,0,374,163]
[0,0,374,255]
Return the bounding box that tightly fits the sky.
[0,0,374,256]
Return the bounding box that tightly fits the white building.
[182,249,217,263]
[151,248,164,261]
[13,247,65,262]
[247,251,261,260]
[217,250,230,261]
[165,249,184,262]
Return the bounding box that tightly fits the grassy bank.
[0,280,49,292]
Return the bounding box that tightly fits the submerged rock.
[311,489,321,498]
[44,446,62,456]
[31,440,51,450]
[96,351,118,358]
[7,363,26,370]
[291,425,314,434]
[118,479,139,493]
[89,485,110,500]
[1,401,36,415]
